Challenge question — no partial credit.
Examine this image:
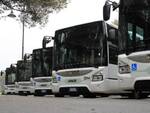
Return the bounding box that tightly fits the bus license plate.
[41,90,46,93]
[69,88,77,92]
[23,91,27,93]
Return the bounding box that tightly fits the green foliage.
[0,0,69,27]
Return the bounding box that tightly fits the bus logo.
[131,64,137,71]
[56,74,61,81]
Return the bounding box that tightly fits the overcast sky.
[0,0,118,70]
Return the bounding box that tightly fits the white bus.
[16,55,34,96]
[103,0,150,99]
[52,21,118,97]
[4,65,17,95]
[0,70,6,94]
[32,47,53,96]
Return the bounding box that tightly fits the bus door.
[107,40,119,91]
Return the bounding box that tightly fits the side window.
[136,26,144,44]
[128,23,144,46]
[128,23,133,40]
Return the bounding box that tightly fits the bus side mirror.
[103,1,111,21]
[108,29,116,41]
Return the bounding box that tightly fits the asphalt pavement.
[0,95,150,113]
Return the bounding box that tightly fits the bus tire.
[100,94,109,97]
[54,93,64,97]
[141,94,149,99]
[134,90,142,99]
[34,91,45,96]
[83,93,96,98]
[34,93,44,96]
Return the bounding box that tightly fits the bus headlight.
[118,61,130,74]
[92,74,103,82]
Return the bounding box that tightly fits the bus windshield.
[5,66,16,85]
[119,0,150,53]
[32,49,43,77]
[32,48,53,77]
[54,21,107,70]
[17,60,32,81]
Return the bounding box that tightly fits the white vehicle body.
[52,67,108,96]
[16,56,33,95]
[52,65,121,96]
[103,0,150,98]
[117,52,150,94]
[32,77,53,96]
[16,81,34,95]
[3,66,17,95]
[4,84,17,94]
[52,21,118,97]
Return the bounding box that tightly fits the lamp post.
[22,17,25,59]
[8,10,25,59]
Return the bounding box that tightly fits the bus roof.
[55,20,105,34]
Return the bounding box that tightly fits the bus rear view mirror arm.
[103,0,119,21]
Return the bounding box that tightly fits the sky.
[0,0,118,70]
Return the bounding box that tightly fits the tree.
[0,0,68,27]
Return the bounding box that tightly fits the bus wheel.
[100,94,109,97]
[134,90,142,99]
[142,94,149,98]
[34,91,44,96]
[54,93,64,97]
[83,93,96,98]
[34,93,40,96]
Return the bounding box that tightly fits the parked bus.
[0,70,6,94]
[103,0,150,98]
[32,47,53,96]
[52,21,118,97]
[4,64,17,94]
[16,54,34,95]
[31,36,53,96]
